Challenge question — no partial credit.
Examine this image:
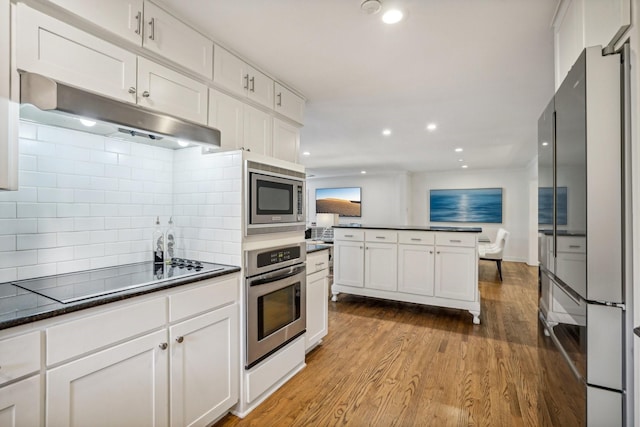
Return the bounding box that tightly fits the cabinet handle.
[344,234,354,238]
[249,76,255,92]
[134,11,142,35]
[436,251,440,254]
[359,246,363,249]
[411,238,422,241]
[158,342,168,350]
[450,239,462,243]
[148,17,155,40]
[277,92,282,106]
[429,250,433,254]
[243,74,249,90]
[176,336,184,344]
[128,87,136,94]
[315,262,325,267]
[142,91,150,98]
[569,245,581,249]
[375,236,386,239]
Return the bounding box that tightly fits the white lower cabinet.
[47,329,169,427]
[169,304,238,427]
[333,241,364,288]
[364,242,397,292]
[333,229,480,323]
[434,245,477,301]
[0,375,41,427]
[305,251,329,351]
[398,244,435,296]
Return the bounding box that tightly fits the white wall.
[306,172,410,226]
[411,168,530,263]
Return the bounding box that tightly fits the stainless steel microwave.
[246,161,305,235]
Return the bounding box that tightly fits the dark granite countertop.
[635,327,640,338]
[333,224,482,233]
[0,263,240,331]
[539,230,586,237]
[307,244,332,253]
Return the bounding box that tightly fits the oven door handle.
[249,265,306,286]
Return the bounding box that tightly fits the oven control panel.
[257,246,301,268]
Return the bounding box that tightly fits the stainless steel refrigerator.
[537,45,634,426]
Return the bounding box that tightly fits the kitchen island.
[331,225,482,324]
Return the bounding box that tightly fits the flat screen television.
[315,187,361,217]
[430,188,503,223]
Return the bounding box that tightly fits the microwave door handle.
[250,265,306,286]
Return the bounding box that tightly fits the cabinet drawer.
[398,231,435,245]
[47,297,167,366]
[169,276,238,322]
[557,236,586,253]
[334,229,364,241]
[0,331,41,386]
[365,230,397,243]
[435,233,477,248]
[307,251,329,275]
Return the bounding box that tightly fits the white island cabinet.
[305,249,330,352]
[332,227,481,324]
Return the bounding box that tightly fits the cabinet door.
[46,330,169,427]
[213,45,247,98]
[243,104,272,155]
[272,118,300,163]
[398,244,435,296]
[143,1,213,79]
[364,242,398,291]
[434,246,476,301]
[208,89,244,150]
[46,0,143,45]
[170,304,238,427]
[0,0,17,190]
[138,57,208,125]
[334,241,364,288]
[274,83,305,124]
[0,375,41,427]
[16,4,137,103]
[305,269,328,351]
[246,65,273,109]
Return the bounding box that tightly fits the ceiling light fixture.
[462,165,468,169]
[177,139,190,147]
[426,123,437,131]
[382,129,392,136]
[302,151,311,156]
[382,8,404,24]
[361,170,367,174]
[79,118,96,127]
[458,159,464,162]
[455,147,463,152]
[542,141,549,146]
[361,0,382,14]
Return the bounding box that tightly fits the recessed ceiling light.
[542,141,549,146]
[361,170,367,174]
[458,159,464,162]
[426,123,437,131]
[177,139,190,147]
[79,118,96,127]
[382,8,404,24]
[302,151,311,156]
[382,129,392,136]
[462,165,468,169]
[361,0,382,14]
[455,148,463,152]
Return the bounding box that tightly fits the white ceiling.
[159,0,558,178]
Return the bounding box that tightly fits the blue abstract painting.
[538,187,567,225]
[430,188,503,223]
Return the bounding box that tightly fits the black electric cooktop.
[13,259,225,304]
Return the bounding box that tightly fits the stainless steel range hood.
[19,72,221,149]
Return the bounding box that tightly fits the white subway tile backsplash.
[117,154,143,168]
[104,217,131,229]
[105,140,131,155]
[19,155,37,171]
[74,217,104,231]
[0,250,37,269]
[20,139,56,157]
[38,156,75,174]
[56,144,92,162]
[90,255,119,269]
[132,192,154,204]
[118,204,142,217]
[91,203,118,217]
[57,259,91,274]
[129,240,148,253]
[57,203,91,217]
[57,174,92,189]
[39,126,104,151]
[223,217,241,230]
[130,217,153,229]
[17,233,57,250]
[0,203,16,219]
[117,228,144,241]
[0,236,16,251]
[0,268,17,283]
[18,123,37,140]
[119,179,144,192]
[90,230,119,244]
[75,161,105,176]
[38,218,74,233]
[118,252,149,265]
[90,177,119,191]
[90,150,118,165]
[223,192,241,204]
[75,190,105,204]
[38,247,74,264]
[38,188,74,203]
[105,191,131,204]
[73,244,105,259]
[17,263,57,280]
[105,165,131,179]
[0,219,37,235]
[105,241,131,256]
[20,171,57,187]
[57,231,91,246]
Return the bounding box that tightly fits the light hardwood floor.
[216,261,550,427]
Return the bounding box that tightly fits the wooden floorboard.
[215,261,551,427]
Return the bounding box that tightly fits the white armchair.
[478,228,509,281]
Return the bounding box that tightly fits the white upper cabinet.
[45,0,213,79]
[47,0,144,45]
[16,4,137,103]
[138,57,208,125]
[272,118,300,163]
[142,1,213,79]
[553,0,630,88]
[243,104,273,155]
[208,88,244,150]
[274,82,305,124]
[214,45,274,109]
[0,0,17,191]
